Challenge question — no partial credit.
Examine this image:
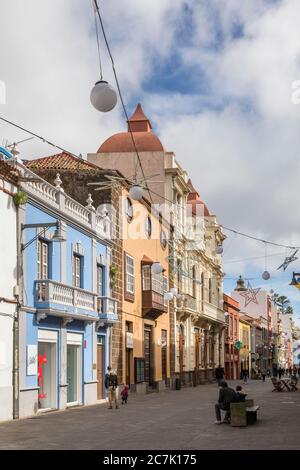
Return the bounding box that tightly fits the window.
[126,197,133,222]
[160,229,167,249]
[142,265,151,290]
[192,266,196,298]
[145,216,152,239]
[37,240,49,280]
[125,254,135,297]
[163,276,168,306]
[208,278,212,303]
[97,264,104,296]
[152,271,163,294]
[142,264,163,294]
[73,254,82,288]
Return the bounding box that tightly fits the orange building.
[121,188,170,392]
[223,294,240,380]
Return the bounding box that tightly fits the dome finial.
[127,103,152,132]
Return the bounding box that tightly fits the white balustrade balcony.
[34,279,98,316]
[97,296,118,324]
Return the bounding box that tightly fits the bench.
[230,400,260,427]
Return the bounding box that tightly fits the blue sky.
[1,0,300,324]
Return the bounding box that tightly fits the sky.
[1,0,300,325]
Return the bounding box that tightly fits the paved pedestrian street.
[0,379,299,450]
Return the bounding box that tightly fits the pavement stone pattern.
[0,379,300,450]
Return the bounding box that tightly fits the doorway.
[144,327,152,385]
[38,341,57,410]
[97,337,103,400]
[66,333,82,407]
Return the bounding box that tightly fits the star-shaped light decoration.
[239,281,261,307]
[277,249,298,272]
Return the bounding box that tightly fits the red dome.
[98,131,164,153]
[97,103,165,153]
[187,179,211,216]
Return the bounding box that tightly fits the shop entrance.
[38,329,58,411]
[67,333,82,406]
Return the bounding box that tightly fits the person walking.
[278,368,282,380]
[215,381,238,424]
[241,368,248,384]
[215,365,225,386]
[261,368,266,382]
[105,366,119,410]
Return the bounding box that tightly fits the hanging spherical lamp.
[151,262,163,274]
[262,270,270,281]
[129,185,143,201]
[164,292,174,302]
[216,245,223,255]
[90,80,117,112]
[170,287,178,296]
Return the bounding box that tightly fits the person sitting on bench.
[215,381,238,424]
[236,385,247,402]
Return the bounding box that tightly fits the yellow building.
[121,188,170,392]
[239,316,251,376]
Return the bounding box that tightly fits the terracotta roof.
[187,179,211,217]
[0,159,18,184]
[98,131,164,153]
[25,152,102,172]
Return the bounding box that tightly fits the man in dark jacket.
[105,366,119,409]
[215,365,225,386]
[215,381,238,424]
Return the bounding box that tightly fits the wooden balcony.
[142,290,167,321]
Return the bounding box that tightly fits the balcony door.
[97,336,104,400]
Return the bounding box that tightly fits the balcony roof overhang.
[36,308,98,324]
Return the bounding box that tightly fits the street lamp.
[21,220,66,251]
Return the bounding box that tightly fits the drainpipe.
[13,204,21,419]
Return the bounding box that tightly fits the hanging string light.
[262,242,270,280]
[90,0,117,112]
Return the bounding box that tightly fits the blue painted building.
[18,164,117,417]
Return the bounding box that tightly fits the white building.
[0,158,17,421]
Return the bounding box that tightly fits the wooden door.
[179,335,185,384]
[161,330,167,383]
[195,333,200,385]
[144,329,152,385]
[97,344,103,400]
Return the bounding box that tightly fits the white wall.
[0,182,16,421]
[231,290,269,320]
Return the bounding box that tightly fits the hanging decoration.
[262,242,270,280]
[277,249,298,272]
[239,281,261,307]
[90,0,117,112]
[289,272,300,290]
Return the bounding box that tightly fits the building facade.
[239,316,251,377]
[121,188,170,392]
[87,103,226,386]
[223,294,240,380]
[14,160,115,418]
[0,158,17,421]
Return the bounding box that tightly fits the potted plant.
[13,191,28,206]
[109,265,118,289]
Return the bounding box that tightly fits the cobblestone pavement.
[0,379,300,450]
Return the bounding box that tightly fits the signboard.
[27,345,38,376]
[126,332,134,349]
